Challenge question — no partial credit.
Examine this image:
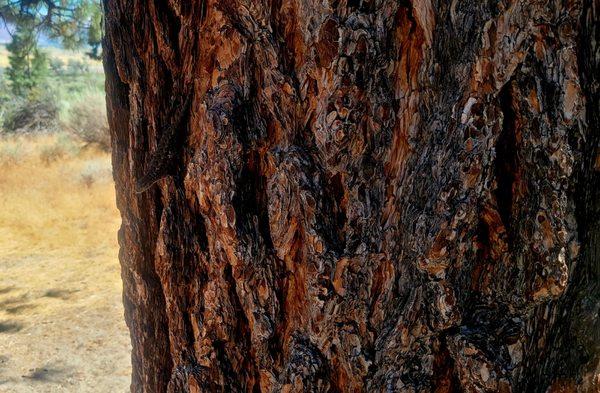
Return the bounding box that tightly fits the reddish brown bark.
[103,0,599,391]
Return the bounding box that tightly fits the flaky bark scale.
[103,0,599,392]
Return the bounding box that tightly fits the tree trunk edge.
[102,0,600,391]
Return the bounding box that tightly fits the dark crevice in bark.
[476,213,491,263]
[185,189,210,255]
[222,262,258,391]
[269,263,288,372]
[152,0,182,62]
[326,172,347,250]
[136,107,151,162]
[102,37,130,147]
[181,310,197,358]
[495,82,517,240]
[152,192,165,228]
[198,0,207,24]
[233,150,275,252]
[212,339,239,389]
[135,275,173,392]
[256,167,275,252]
[397,0,416,25]
[470,213,492,300]
[269,292,286,374]
[195,214,209,254]
[432,335,460,393]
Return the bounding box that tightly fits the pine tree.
[6,23,48,97]
[86,4,103,60]
[0,1,103,60]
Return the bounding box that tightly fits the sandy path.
[0,254,131,393]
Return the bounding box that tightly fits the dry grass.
[0,134,130,392]
[0,45,102,72]
[0,134,115,255]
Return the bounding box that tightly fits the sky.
[0,23,59,46]
[0,25,10,44]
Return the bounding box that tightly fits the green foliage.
[29,49,49,88]
[0,1,103,58]
[0,76,12,106]
[0,0,105,135]
[0,139,23,165]
[1,69,105,134]
[0,1,104,133]
[49,58,65,74]
[67,59,89,75]
[5,22,49,96]
[86,4,103,60]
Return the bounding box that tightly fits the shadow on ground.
[22,366,67,382]
[0,321,23,333]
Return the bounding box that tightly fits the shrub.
[0,77,13,126]
[0,77,12,106]
[37,134,78,164]
[61,92,110,150]
[79,158,112,187]
[2,94,59,133]
[0,141,23,166]
[49,58,65,75]
[67,59,89,75]
[39,143,65,164]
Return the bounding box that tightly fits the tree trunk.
[102,0,599,391]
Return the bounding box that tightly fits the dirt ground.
[0,135,131,392]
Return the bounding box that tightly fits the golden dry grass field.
[0,134,130,392]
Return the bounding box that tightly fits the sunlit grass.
[0,133,117,258]
[0,133,130,392]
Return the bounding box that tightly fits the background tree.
[6,21,48,96]
[103,0,599,392]
[0,0,103,57]
[85,4,102,60]
[0,1,103,133]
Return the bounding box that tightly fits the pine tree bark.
[103,0,599,392]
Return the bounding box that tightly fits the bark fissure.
[495,81,517,241]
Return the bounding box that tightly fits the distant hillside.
[0,44,102,73]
